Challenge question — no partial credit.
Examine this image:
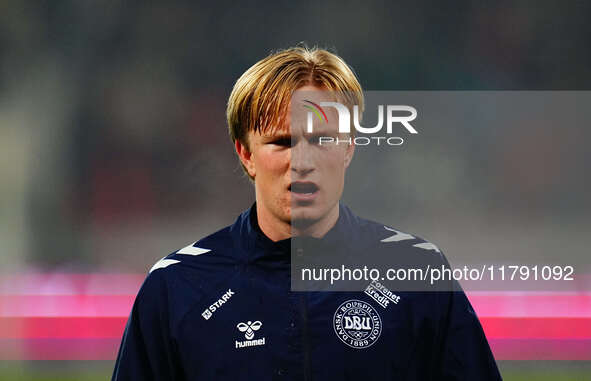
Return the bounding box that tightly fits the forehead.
[254,86,341,138]
[290,99,341,136]
[255,113,339,139]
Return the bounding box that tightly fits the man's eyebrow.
[262,133,291,139]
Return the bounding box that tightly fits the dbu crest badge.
[333,300,382,349]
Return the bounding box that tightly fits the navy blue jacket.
[112,203,502,380]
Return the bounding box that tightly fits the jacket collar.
[232,202,359,262]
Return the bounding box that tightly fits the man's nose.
[290,140,315,175]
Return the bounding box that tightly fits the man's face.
[237,85,354,234]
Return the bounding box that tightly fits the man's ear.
[235,139,256,178]
[344,139,355,169]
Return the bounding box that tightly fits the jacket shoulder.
[135,225,239,329]
[352,215,451,271]
[148,224,235,275]
[356,215,442,253]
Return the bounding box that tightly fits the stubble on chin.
[290,206,322,230]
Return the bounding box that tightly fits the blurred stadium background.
[1,1,590,380]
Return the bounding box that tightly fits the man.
[112,47,502,380]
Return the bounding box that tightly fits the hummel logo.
[237,320,262,339]
[235,320,266,349]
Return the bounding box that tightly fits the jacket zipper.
[299,293,312,381]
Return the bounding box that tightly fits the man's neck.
[256,203,340,242]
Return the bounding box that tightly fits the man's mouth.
[289,181,319,195]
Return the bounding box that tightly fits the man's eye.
[308,135,322,144]
[271,138,291,146]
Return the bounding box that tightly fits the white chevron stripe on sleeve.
[412,242,441,253]
[176,242,211,256]
[149,258,180,273]
[381,226,415,242]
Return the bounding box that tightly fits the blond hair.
[227,46,363,156]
